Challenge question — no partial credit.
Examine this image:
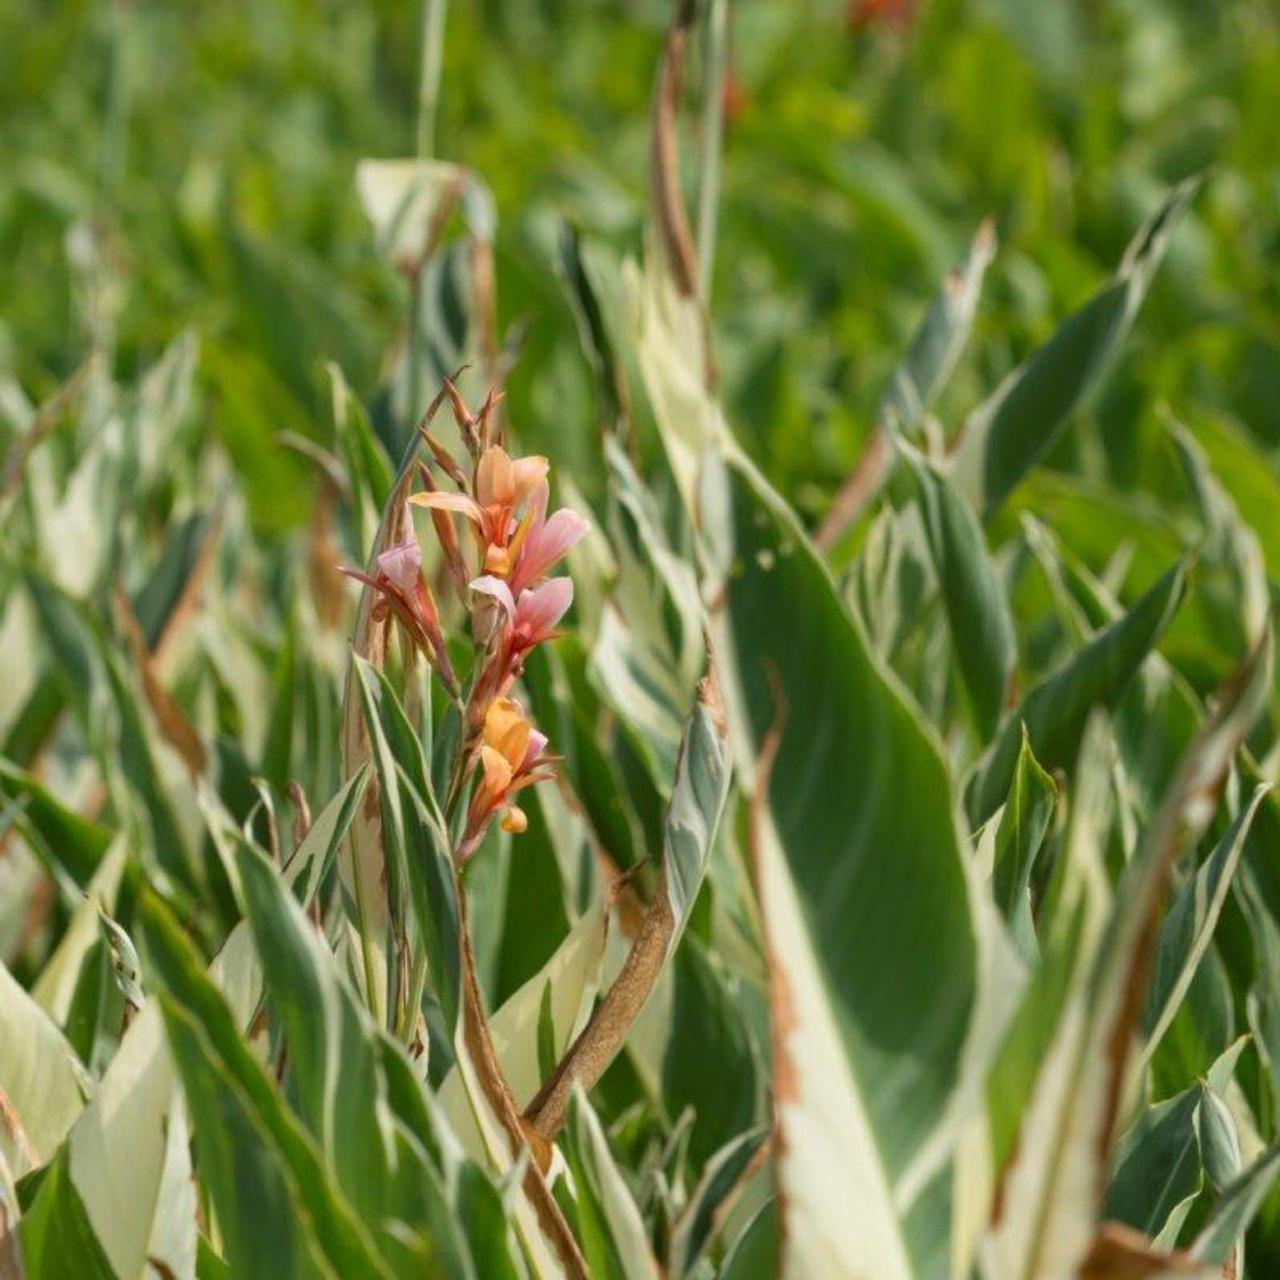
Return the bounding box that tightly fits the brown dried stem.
[524,872,674,1139]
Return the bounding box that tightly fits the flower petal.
[470,574,517,620]
[511,456,550,506]
[477,446,514,509]
[479,743,515,794]
[484,696,525,744]
[374,539,422,593]
[408,490,484,525]
[515,577,574,642]
[511,507,590,592]
[484,697,532,768]
[522,729,549,771]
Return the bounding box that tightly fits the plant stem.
[416,0,448,161]
[405,0,448,437]
[524,873,674,1139]
[397,945,429,1044]
[350,828,385,1027]
[696,0,728,302]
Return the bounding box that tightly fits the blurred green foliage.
[4,0,1277,531]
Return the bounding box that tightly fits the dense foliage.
[3,1,1280,1277]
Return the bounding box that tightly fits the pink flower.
[339,538,458,697]
[507,482,590,595]
[471,575,574,655]
[375,539,422,593]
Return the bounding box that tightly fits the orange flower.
[409,445,548,576]
[458,697,553,863]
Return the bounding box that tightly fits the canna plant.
[4,2,1280,1279]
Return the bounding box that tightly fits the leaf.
[900,440,1016,740]
[31,840,128,1025]
[0,761,113,890]
[490,790,573,1007]
[970,559,1187,823]
[1168,418,1269,651]
[815,219,997,549]
[24,572,197,892]
[351,657,460,1033]
[624,256,728,515]
[985,712,1115,1186]
[559,1088,663,1280]
[453,1163,524,1280]
[328,363,392,559]
[338,428,436,998]
[713,452,979,1278]
[348,673,588,1277]
[1106,1086,1203,1241]
[0,961,93,1177]
[986,628,1272,1279]
[1142,784,1270,1066]
[951,178,1198,517]
[667,1126,769,1279]
[15,1146,115,1280]
[557,223,628,431]
[42,772,367,1280]
[661,936,759,1173]
[719,1199,779,1280]
[1196,1083,1240,1195]
[884,219,996,430]
[355,159,468,269]
[451,897,591,1280]
[1191,1142,1280,1266]
[522,680,731,1138]
[234,842,431,1260]
[138,892,394,1279]
[989,727,1058,961]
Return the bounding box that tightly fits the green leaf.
[1142,784,1270,1066]
[16,1146,116,1280]
[31,840,129,1025]
[454,1162,524,1280]
[560,1088,662,1280]
[900,441,1015,740]
[667,1126,769,1279]
[951,177,1198,517]
[352,657,460,1033]
[987,629,1271,1277]
[719,1200,779,1280]
[1192,1142,1280,1266]
[882,219,995,432]
[0,760,113,889]
[138,892,394,1280]
[234,843,414,1251]
[969,558,1187,823]
[989,727,1058,961]
[1197,1082,1241,1196]
[712,452,978,1277]
[439,900,605,1157]
[39,773,374,1280]
[157,996,341,1280]
[491,790,572,1007]
[1106,1085,1203,1241]
[658,688,732,949]
[661,937,758,1173]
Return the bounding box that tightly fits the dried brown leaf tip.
[1081,1222,1206,1279]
